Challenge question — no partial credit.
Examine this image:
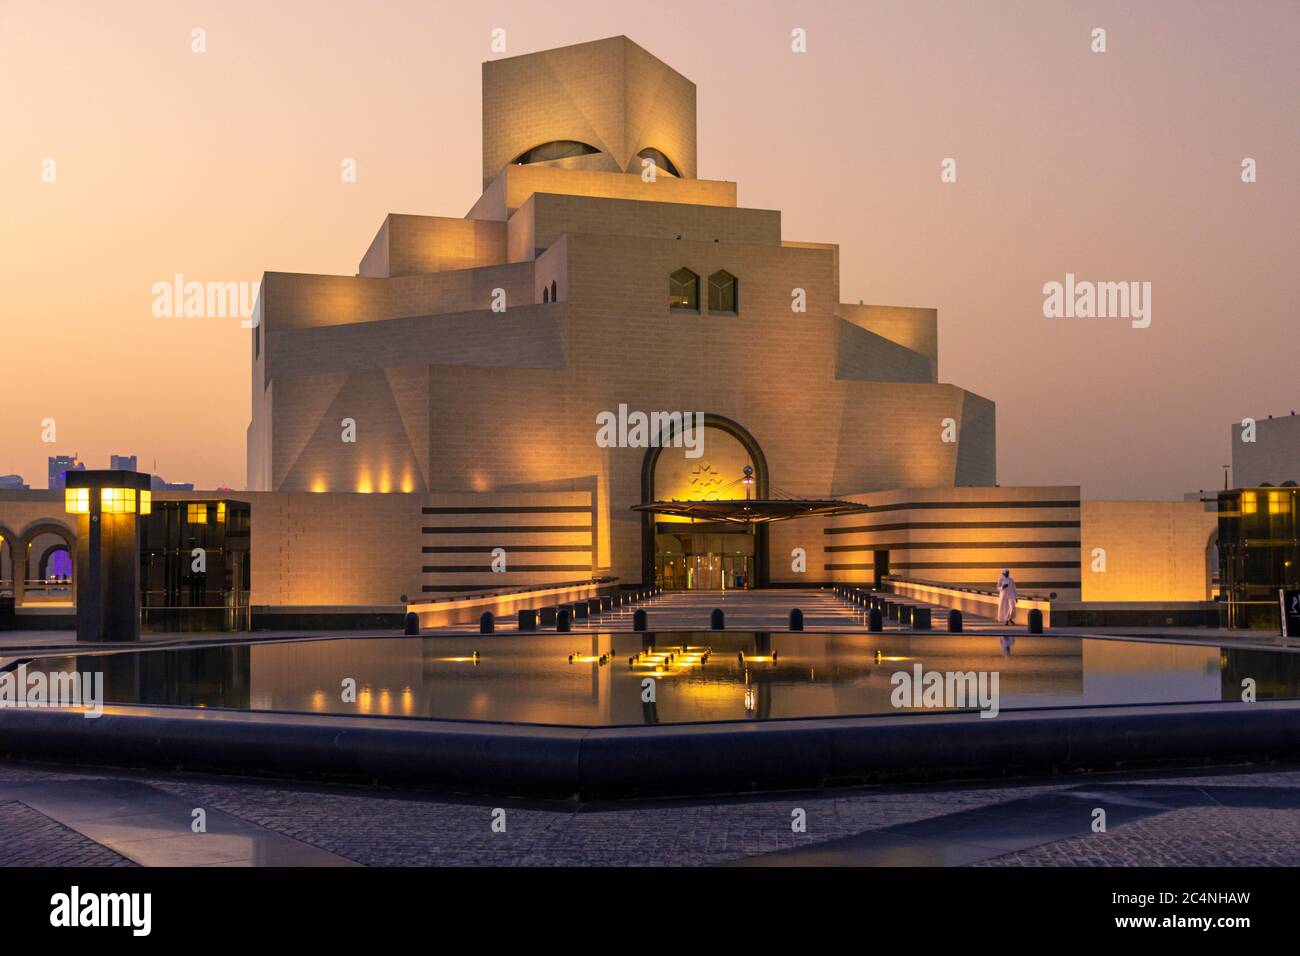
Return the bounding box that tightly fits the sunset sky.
[1,0,1295,496]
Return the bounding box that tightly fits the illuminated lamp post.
[64,470,151,643]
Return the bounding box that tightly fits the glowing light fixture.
[100,488,136,514]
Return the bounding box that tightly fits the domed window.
[512,141,600,165]
[669,268,699,311]
[708,270,737,313]
[635,148,681,178]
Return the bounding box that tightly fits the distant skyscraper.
[109,455,138,472]
[0,474,29,490]
[48,454,84,490]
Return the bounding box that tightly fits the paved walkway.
[4,591,1294,656]
[1,760,1296,867]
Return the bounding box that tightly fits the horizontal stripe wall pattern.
[420,492,599,593]
[818,486,1083,598]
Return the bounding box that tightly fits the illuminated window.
[1241,491,1257,515]
[1269,492,1290,515]
[187,503,208,524]
[64,488,89,514]
[100,488,136,513]
[216,501,226,523]
[708,270,738,312]
[669,268,699,311]
[139,490,151,516]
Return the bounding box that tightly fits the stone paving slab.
[0,777,359,867]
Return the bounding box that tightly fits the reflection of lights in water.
[627,645,709,676]
[874,651,912,663]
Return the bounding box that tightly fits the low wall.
[407,579,618,629]
[1051,601,1221,628]
[886,578,1053,626]
[3,699,1298,799]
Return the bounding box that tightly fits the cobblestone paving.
[975,808,1300,867]
[3,761,1299,866]
[0,801,136,867]
[141,777,1066,866]
[1140,770,1300,788]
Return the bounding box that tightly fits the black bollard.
[479,611,495,634]
[539,606,557,627]
[789,608,804,631]
[1028,608,1043,634]
[403,611,419,635]
[574,602,589,620]
[588,598,602,617]
[557,609,571,632]
[710,608,725,630]
[868,607,883,632]
[518,609,537,631]
[633,608,648,632]
[947,609,963,633]
[912,607,932,630]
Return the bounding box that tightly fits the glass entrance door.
[656,530,755,590]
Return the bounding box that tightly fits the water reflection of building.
[25,630,1296,724]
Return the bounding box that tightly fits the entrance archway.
[16,520,75,605]
[0,524,16,597]
[639,414,770,588]
[37,543,72,582]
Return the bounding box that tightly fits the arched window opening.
[512,141,600,165]
[708,270,738,313]
[543,285,550,303]
[669,268,699,311]
[550,280,557,302]
[635,148,681,178]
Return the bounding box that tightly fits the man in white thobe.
[997,569,1017,625]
